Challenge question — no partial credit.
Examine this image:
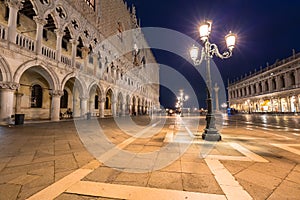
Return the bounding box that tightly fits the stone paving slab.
[0,116,300,199]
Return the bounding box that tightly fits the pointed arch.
[14,60,59,90]
[88,81,104,99]
[0,55,12,82]
[61,73,87,98]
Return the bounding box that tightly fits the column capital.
[54,28,65,37]
[49,90,64,97]
[80,96,89,101]
[0,82,19,90]
[6,0,23,10]
[98,98,106,103]
[70,39,79,46]
[33,16,47,26]
[82,46,90,59]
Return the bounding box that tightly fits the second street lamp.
[190,20,236,141]
[176,90,188,117]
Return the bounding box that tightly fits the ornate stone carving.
[49,90,64,97]
[5,0,24,10]
[33,16,47,25]
[0,82,19,90]
[98,98,106,103]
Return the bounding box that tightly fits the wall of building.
[0,0,160,123]
[228,53,300,113]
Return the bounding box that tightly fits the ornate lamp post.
[189,20,236,141]
[176,89,188,117]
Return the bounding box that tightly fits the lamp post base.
[202,129,221,141]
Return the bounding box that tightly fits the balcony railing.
[16,33,35,52]
[41,45,56,60]
[61,55,71,66]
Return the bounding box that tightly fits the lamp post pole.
[189,20,237,141]
[203,43,219,141]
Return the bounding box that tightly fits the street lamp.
[177,90,188,117]
[189,20,236,141]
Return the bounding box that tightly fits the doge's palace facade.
[228,52,300,113]
[0,0,160,124]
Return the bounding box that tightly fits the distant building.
[0,0,160,124]
[228,52,300,113]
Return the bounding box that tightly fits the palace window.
[95,95,99,109]
[60,90,68,108]
[31,85,43,108]
[84,0,95,10]
[290,72,296,86]
[265,81,269,91]
[280,75,285,88]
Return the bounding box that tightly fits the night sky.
[125,0,300,109]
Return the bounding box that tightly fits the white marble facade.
[0,0,160,124]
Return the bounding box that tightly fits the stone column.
[50,90,63,121]
[73,99,80,118]
[15,92,23,113]
[278,97,282,112]
[129,104,132,115]
[121,102,126,116]
[70,39,78,68]
[99,98,105,118]
[287,96,291,112]
[270,98,274,112]
[34,16,46,55]
[7,1,23,43]
[89,100,93,113]
[112,100,117,117]
[0,82,18,124]
[298,95,300,112]
[55,29,64,62]
[295,69,299,86]
[268,79,272,92]
[80,97,88,118]
[82,46,89,72]
[214,83,220,111]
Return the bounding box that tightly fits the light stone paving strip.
[26,160,101,200]
[229,143,268,163]
[205,159,253,200]
[271,144,300,156]
[66,181,227,200]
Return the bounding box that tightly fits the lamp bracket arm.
[209,43,232,59]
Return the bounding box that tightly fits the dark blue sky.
[125,0,300,108]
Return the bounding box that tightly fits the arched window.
[60,90,68,108]
[76,37,84,58]
[105,89,112,110]
[290,72,296,86]
[84,0,95,10]
[105,97,110,109]
[31,85,43,108]
[259,82,262,93]
[95,95,99,109]
[280,75,285,88]
[272,78,276,90]
[248,85,252,95]
[265,81,269,92]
